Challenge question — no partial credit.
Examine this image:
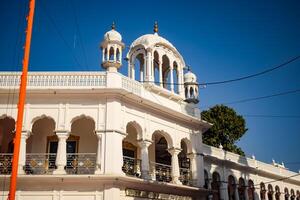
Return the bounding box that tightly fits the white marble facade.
[0,24,299,200]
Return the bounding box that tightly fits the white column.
[106,46,109,61]
[221,182,229,200]
[235,185,240,200]
[170,65,174,92]
[168,148,181,184]
[131,64,135,80]
[102,49,105,62]
[245,184,249,200]
[159,57,163,87]
[146,49,153,82]
[187,153,197,186]
[53,131,69,175]
[138,140,152,180]
[140,63,144,82]
[18,130,30,174]
[113,47,116,62]
[95,131,102,174]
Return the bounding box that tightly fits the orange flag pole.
[8,0,35,199]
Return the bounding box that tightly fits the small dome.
[184,71,197,83]
[104,29,122,42]
[130,33,175,50]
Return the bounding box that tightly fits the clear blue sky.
[0,0,299,171]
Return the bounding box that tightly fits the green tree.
[201,105,248,156]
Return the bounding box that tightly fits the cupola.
[184,68,199,104]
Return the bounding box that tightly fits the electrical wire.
[70,0,89,69]
[243,114,300,119]
[141,54,300,87]
[39,1,83,68]
[201,88,300,108]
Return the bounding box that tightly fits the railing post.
[220,182,229,200]
[18,130,30,174]
[95,131,103,174]
[245,183,249,200]
[137,140,152,180]
[168,147,182,184]
[53,131,69,175]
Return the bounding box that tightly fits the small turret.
[100,22,125,72]
[184,68,199,104]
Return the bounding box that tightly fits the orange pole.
[8,0,35,200]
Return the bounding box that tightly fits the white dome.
[104,29,122,42]
[130,33,176,49]
[184,71,197,83]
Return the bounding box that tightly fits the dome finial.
[153,21,158,33]
[111,21,115,30]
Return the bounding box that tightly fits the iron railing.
[150,162,172,183]
[66,153,96,174]
[0,154,13,174]
[122,156,141,178]
[179,167,192,185]
[25,153,56,174]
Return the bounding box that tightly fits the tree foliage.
[201,105,248,156]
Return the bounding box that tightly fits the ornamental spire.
[153,21,158,34]
[111,21,115,30]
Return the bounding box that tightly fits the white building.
[0,23,299,200]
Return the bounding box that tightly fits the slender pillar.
[159,57,163,87]
[102,49,105,62]
[132,65,135,80]
[113,47,116,62]
[106,46,109,61]
[245,184,249,200]
[168,148,181,184]
[140,64,144,82]
[18,130,30,174]
[235,185,240,200]
[138,140,152,180]
[221,182,229,200]
[187,153,196,186]
[53,131,69,175]
[95,132,102,174]
[146,49,153,82]
[170,65,174,92]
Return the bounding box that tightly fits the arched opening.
[150,131,172,182]
[162,55,170,90]
[116,48,120,62]
[178,139,192,185]
[238,178,246,200]
[268,184,274,200]
[104,48,108,61]
[0,116,15,174]
[109,46,114,61]
[172,61,179,93]
[27,116,56,174]
[153,51,160,86]
[228,175,237,200]
[204,170,209,189]
[190,87,194,98]
[285,188,290,200]
[275,186,281,200]
[211,172,221,200]
[134,53,145,82]
[248,180,255,200]
[261,183,267,200]
[67,116,96,174]
[122,122,140,177]
[296,191,299,200]
[0,116,15,153]
[291,189,296,200]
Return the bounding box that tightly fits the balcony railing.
[25,153,56,174]
[122,156,141,178]
[179,167,192,186]
[66,153,96,174]
[0,154,13,174]
[150,162,172,183]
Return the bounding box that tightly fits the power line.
[70,0,89,69]
[243,114,300,119]
[141,54,300,87]
[198,54,300,86]
[39,1,83,68]
[201,88,300,108]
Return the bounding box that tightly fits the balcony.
[0,153,192,186]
